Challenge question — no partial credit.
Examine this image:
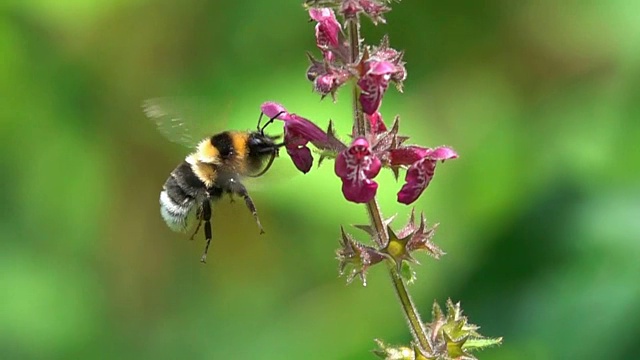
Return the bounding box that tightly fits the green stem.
[348,20,366,136]
[386,262,431,351]
[348,15,431,353]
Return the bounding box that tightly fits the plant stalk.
[348,16,431,353]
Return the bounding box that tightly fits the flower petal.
[389,146,430,166]
[260,102,290,120]
[358,74,389,115]
[426,146,458,161]
[285,114,329,145]
[287,145,313,174]
[261,102,328,145]
[390,146,458,167]
[367,60,397,75]
[309,8,340,48]
[335,137,381,203]
[366,112,387,134]
[261,102,338,174]
[397,158,436,205]
[342,178,378,203]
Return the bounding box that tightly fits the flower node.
[380,225,415,271]
[420,299,503,359]
[337,227,386,285]
[375,300,502,359]
[397,209,444,259]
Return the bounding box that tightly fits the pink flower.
[390,146,458,204]
[372,37,406,85]
[310,65,352,99]
[261,102,329,173]
[358,59,396,115]
[358,37,407,114]
[306,50,352,99]
[309,8,340,51]
[335,137,382,203]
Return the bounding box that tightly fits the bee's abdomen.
[160,162,206,232]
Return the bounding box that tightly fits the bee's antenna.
[259,111,285,134]
[256,112,265,132]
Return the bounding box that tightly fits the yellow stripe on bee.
[230,131,249,159]
[196,138,221,164]
[190,161,217,188]
[229,131,250,174]
[186,153,217,187]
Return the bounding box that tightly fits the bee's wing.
[143,97,210,148]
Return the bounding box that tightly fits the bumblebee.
[143,99,284,263]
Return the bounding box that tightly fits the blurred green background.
[2,1,639,359]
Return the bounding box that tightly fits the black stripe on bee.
[163,175,194,206]
[210,132,235,160]
[170,162,207,197]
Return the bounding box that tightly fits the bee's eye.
[249,135,276,156]
[249,137,263,147]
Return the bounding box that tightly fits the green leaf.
[400,262,417,284]
[463,337,503,350]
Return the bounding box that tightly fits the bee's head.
[247,132,280,156]
[246,112,286,177]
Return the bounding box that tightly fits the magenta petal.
[350,137,368,149]
[334,148,349,178]
[315,74,335,95]
[426,146,458,161]
[342,179,378,203]
[287,146,313,174]
[367,60,396,75]
[397,158,436,205]
[309,8,340,48]
[389,146,430,166]
[397,182,423,205]
[309,7,337,24]
[358,75,388,115]
[364,154,382,179]
[308,8,327,21]
[260,102,330,173]
[260,102,290,120]
[335,137,381,203]
[366,112,387,134]
[286,115,329,145]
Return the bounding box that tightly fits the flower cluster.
[339,209,442,285]
[262,102,457,205]
[336,226,386,286]
[262,6,458,205]
[374,300,503,360]
[306,6,405,112]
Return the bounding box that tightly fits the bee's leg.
[200,199,213,264]
[230,180,265,234]
[189,207,203,240]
